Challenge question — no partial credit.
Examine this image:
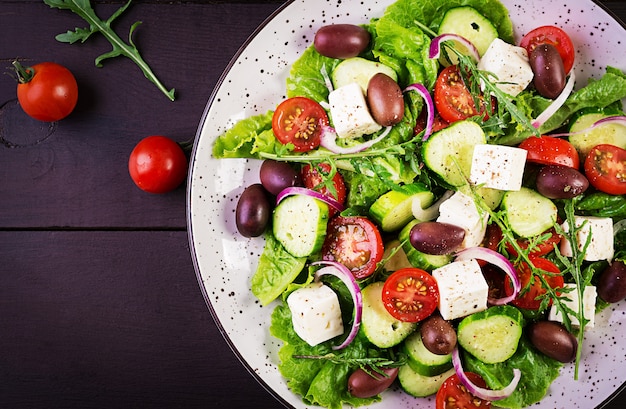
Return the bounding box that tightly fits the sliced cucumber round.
[331,57,397,94]
[501,187,557,238]
[437,6,498,65]
[398,364,455,398]
[568,112,626,158]
[272,194,329,257]
[402,331,453,377]
[369,183,435,232]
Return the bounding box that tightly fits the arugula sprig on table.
[43,0,176,101]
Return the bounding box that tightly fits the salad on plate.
[207,0,626,407]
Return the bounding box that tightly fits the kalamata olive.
[420,315,457,355]
[367,73,405,127]
[597,260,626,303]
[235,183,271,238]
[259,159,301,196]
[529,43,566,99]
[528,320,577,363]
[409,221,465,255]
[314,24,371,59]
[347,366,399,398]
[535,164,589,199]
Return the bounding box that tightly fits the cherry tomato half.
[505,257,564,310]
[14,61,78,122]
[128,135,188,194]
[413,108,450,135]
[584,144,626,195]
[272,96,329,152]
[518,135,580,168]
[436,372,491,409]
[382,268,439,322]
[321,216,383,279]
[301,162,347,215]
[520,25,575,74]
[434,65,488,124]
[484,223,561,257]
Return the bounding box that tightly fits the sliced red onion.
[551,115,626,138]
[320,64,334,94]
[452,347,521,401]
[455,246,520,305]
[276,186,345,213]
[404,83,435,141]
[319,125,392,154]
[412,190,454,221]
[429,34,481,62]
[531,71,576,129]
[312,260,363,350]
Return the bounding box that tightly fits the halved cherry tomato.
[484,223,561,257]
[321,216,383,279]
[301,162,347,214]
[520,25,575,74]
[272,96,328,152]
[505,257,564,310]
[381,268,439,322]
[584,144,626,195]
[436,372,491,409]
[413,108,450,135]
[518,135,579,168]
[434,65,488,124]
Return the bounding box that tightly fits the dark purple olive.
[420,315,457,355]
[235,183,271,238]
[347,366,398,398]
[367,73,405,127]
[528,320,577,363]
[409,221,465,255]
[259,160,301,196]
[535,164,589,199]
[597,260,626,303]
[529,43,566,99]
[314,24,371,59]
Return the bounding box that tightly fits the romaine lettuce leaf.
[212,111,275,158]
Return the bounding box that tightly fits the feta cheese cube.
[478,38,534,96]
[549,284,598,328]
[559,216,614,261]
[286,282,344,346]
[328,82,382,139]
[432,259,489,320]
[437,191,488,249]
[470,144,527,191]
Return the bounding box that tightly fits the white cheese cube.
[470,144,527,191]
[559,216,614,261]
[437,191,488,249]
[286,282,344,346]
[478,38,534,97]
[432,259,489,320]
[328,82,382,139]
[549,284,597,328]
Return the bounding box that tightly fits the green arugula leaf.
[43,0,176,101]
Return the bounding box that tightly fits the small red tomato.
[128,136,188,194]
[14,61,78,122]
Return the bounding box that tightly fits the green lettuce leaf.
[286,46,342,101]
[212,111,275,159]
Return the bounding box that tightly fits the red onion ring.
[312,261,363,350]
[531,71,576,129]
[276,186,345,213]
[455,247,520,305]
[403,83,435,141]
[319,125,392,154]
[452,347,521,401]
[429,34,481,62]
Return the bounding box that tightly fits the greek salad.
[211,0,626,408]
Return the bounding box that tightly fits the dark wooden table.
[0,1,624,408]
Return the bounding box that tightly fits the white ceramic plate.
[187,1,626,408]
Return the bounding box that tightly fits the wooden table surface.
[1,1,624,408]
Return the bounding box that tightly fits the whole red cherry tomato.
[128,136,188,194]
[13,61,78,122]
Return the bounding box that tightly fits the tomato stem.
[11,60,34,84]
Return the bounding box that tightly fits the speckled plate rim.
[186,1,626,408]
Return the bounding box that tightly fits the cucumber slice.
[437,6,498,65]
[422,120,486,188]
[382,239,413,272]
[568,113,626,157]
[369,184,435,232]
[360,282,417,348]
[402,331,452,376]
[501,187,557,238]
[272,194,329,257]
[399,220,452,271]
[331,57,397,94]
[458,184,504,211]
[398,364,455,397]
[457,305,524,364]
